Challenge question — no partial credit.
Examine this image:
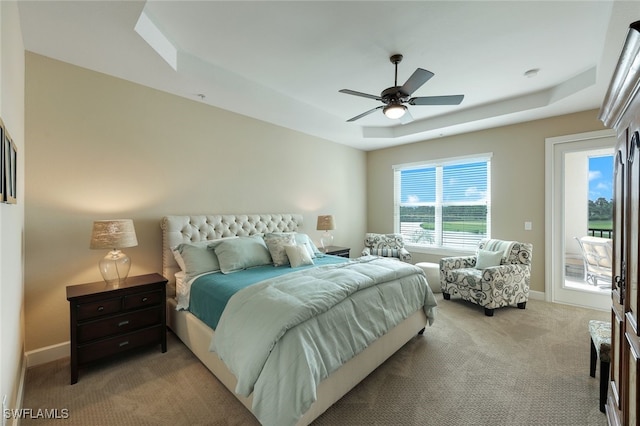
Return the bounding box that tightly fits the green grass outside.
[420,221,486,234]
[417,220,611,233]
[588,220,612,230]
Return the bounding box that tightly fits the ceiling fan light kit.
[383,103,407,119]
[340,53,464,122]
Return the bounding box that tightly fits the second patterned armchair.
[440,239,532,316]
[362,233,412,262]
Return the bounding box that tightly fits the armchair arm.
[398,247,412,262]
[440,255,477,271]
[481,264,531,295]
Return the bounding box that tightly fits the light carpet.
[21,295,609,425]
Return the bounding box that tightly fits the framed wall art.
[4,126,16,204]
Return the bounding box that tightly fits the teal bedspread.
[189,254,348,330]
[210,256,437,426]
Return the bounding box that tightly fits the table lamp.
[90,219,138,284]
[316,215,335,249]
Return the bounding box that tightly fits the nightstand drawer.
[76,297,122,321]
[77,307,162,343]
[77,325,163,364]
[123,290,161,310]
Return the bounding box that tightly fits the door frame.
[545,129,615,309]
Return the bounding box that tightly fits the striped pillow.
[371,248,399,258]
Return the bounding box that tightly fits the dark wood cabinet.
[599,20,640,426]
[66,273,167,384]
[321,246,350,258]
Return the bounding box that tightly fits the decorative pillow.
[175,242,221,281]
[294,233,320,258]
[264,233,296,266]
[214,236,272,274]
[371,248,399,258]
[272,232,319,258]
[475,249,503,269]
[285,244,314,268]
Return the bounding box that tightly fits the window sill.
[405,243,475,258]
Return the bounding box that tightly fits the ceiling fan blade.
[401,68,434,96]
[409,94,464,106]
[339,89,382,101]
[399,109,414,125]
[346,106,384,122]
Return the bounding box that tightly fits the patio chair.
[574,236,612,286]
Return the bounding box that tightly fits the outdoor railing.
[588,228,613,238]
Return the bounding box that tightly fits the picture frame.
[0,118,4,203]
[4,126,16,204]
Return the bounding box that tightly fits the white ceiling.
[17,1,640,151]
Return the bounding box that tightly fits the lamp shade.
[316,215,336,231]
[90,219,138,249]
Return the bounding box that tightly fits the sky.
[400,162,488,204]
[588,155,613,202]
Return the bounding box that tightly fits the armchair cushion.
[475,249,503,269]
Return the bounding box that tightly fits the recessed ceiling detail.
[362,67,597,139]
[134,11,177,71]
[17,1,633,151]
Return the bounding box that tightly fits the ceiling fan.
[339,54,464,123]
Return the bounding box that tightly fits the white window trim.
[393,152,492,251]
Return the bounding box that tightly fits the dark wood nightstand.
[320,245,350,258]
[66,273,168,384]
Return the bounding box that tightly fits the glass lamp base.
[99,249,131,284]
[320,232,334,249]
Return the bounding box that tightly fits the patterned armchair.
[440,239,532,316]
[361,233,412,262]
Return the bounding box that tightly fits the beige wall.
[23,52,611,352]
[366,110,607,293]
[1,0,26,415]
[24,53,366,351]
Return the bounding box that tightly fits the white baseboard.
[529,290,545,301]
[8,356,27,426]
[25,342,69,367]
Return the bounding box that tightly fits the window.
[588,154,613,238]
[394,154,491,250]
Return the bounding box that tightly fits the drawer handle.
[118,320,130,327]
[97,306,104,312]
[142,297,148,302]
[119,341,129,347]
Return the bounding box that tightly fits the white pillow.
[294,233,320,258]
[475,249,503,269]
[285,245,314,268]
[277,232,319,258]
[264,233,296,266]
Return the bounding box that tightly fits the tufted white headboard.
[160,213,303,286]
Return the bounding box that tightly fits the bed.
[161,213,436,426]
